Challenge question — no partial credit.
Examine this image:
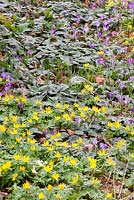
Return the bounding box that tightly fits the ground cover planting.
[0,0,134,199]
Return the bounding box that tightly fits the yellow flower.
[20,96,27,103]
[56,194,61,200]
[72,174,79,185]
[56,131,61,138]
[23,181,30,189]
[62,142,68,147]
[125,125,130,131]
[47,146,54,152]
[84,63,89,68]
[128,25,132,29]
[88,157,97,169]
[38,192,44,199]
[0,139,2,144]
[63,113,71,121]
[22,156,29,163]
[77,137,83,144]
[108,0,114,7]
[56,103,62,109]
[70,111,76,118]
[28,118,32,123]
[0,125,6,132]
[91,177,100,184]
[49,160,54,166]
[106,193,112,199]
[116,140,126,150]
[107,122,113,127]
[52,173,59,180]
[83,106,89,111]
[27,130,32,135]
[0,167,2,174]
[94,96,100,101]
[11,115,17,123]
[98,149,106,156]
[2,161,11,170]
[70,159,77,166]
[64,104,70,109]
[63,156,69,163]
[55,152,61,158]
[15,137,21,143]
[74,103,79,108]
[58,183,65,190]
[20,166,25,171]
[101,106,107,113]
[47,184,53,191]
[72,143,78,148]
[130,130,134,136]
[55,116,61,121]
[44,140,49,146]
[14,154,20,161]
[0,77,2,82]
[107,157,116,167]
[113,121,121,129]
[92,106,100,113]
[80,112,86,118]
[36,99,42,106]
[30,145,36,151]
[98,51,104,55]
[84,84,93,92]
[12,173,18,181]
[13,123,20,129]
[11,129,17,135]
[44,165,53,173]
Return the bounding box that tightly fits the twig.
[118,162,129,199]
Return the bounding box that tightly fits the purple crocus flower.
[127,58,134,65]
[124,97,130,105]
[92,139,98,145]
[43,129,48,135]
[75,117,82,124]
[52,128,57,135]
[76,15,80,25]
[89,43,95,48]
[128,2,134,9]
[97,32,102,39]
[97,58,104,65]
[18,102,23,109]
[85,145,89,152]
[129,119,133,124]
[27,49,33,55]
[117,95,123,102]
[51,25,56,35]
[0,92,3,97]
[119,81,125,89]
[129,76,134,81]
[99,143,108,149]
[131,107,134,113]
[108,91,115,99]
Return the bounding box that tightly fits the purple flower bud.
[119,81,125,89]
[75,117,82,124]
[43,129,48,135]
[131,107,134,113]
[85,145,89,152]
[117,95,123,102]
[127,58,134,65]
[108,92,115,99]
[51,25,56,35]
[27,49,33,55]
[128,2,134,9]
[18,102,23,109]
[92,139,98,145]
[97,58,104,65]
[124,97,130,105]
[129,76,134,81]
[52,128,57,135]
[99,143,108,149]
[0,92,3,97]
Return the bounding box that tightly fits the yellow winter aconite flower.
[13,123,20,129]
[92,106,100,113]
[0,139,2,144]
[106,193,113,199]
[56,103,62,109]
[38,192,44,199]
[2,161,11,170]
[47,184,53,191]
[72,174,79,185]
[62,142,68,147]
[22,156,29,163]
[44,165,53,173]
[84,63,89,68]
[128,25,132,29]
[52,173,59,180]
[77,137,83,144]
[44,140,49,146]
[14,154,20,161]
[94,96,100,101]
[108,0,114,7]
[56,194,61,200]
[49,160,54,166]
[11,115,17,123]
[0,125,6,132]
[15,137,21,143]
[55,152,61,158]
[47,146,54,152]
[80,112,86,118]
[63,156,69,163]
[98,51,104,55]
[84,84,93,92]
[36,99,42,105]
[55,116,61,121]
[125,125,130,131]
[74,103,79,108]
[107,122,113,127]
[98,149,106,156]
[130,130,134,136]
[30,145,36,151]
[88,157,97,169]
[70,159,77,166]
[23,181,30,189]
[12,173,18,181]
[101,106,107,113]
[107,157,116,167]
[63,113,71,121]
[116,140,126,150]
[64,103,70,109]
[58,183,65,190]
[91,177,100,184]
[20,166,26,171]
[20,96,27,103]
[113,121,121,129]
